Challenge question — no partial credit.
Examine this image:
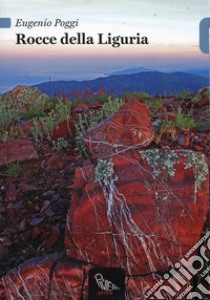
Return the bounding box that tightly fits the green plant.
[158,119,177,141]
[52,137,68,151]
[95,159,118,186]
[0,131,10,142]
[101,96,124,117]
[175,107,197,130]
[75,110,103,158]
[175,89,191,100]
[158,107,197,140]
[55,100,72,123]
[75,113,93,158]
[23,107,46,120]
[75,132,90,158]
[145,98,164,113]
[32,118,43,143]
[191,94,202,103]
[40,112,55,136]
[135,92,151,101]
[0,101,20,130]
[39,101,72,137]
[0,162,21,178]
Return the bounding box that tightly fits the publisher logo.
[145,231,210,299]
[88,268,125,300]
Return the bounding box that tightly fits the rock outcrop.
[84,99,155,160]
[0,139,39,166]
[65,149,209,276]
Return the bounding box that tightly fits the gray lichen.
[95,159,118,186]
[140,149,208,204]
[140,149,179,178]
[184,151,208,191]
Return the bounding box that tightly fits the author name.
[15,18,79,29]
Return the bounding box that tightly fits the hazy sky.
[0,0,209,92]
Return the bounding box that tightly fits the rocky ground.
[0,86,209,299]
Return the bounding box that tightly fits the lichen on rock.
[140,148,209,204]
[95,159,118,186]
[139,149,179,178]
[183,151,209,203]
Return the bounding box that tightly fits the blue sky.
[0,0,209,93]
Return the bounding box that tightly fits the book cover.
[0,1,209,299]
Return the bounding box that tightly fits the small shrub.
[0,131,10,142]
[52,137,68,151]
[32,118,43,143]
[23,108,46,120]
[101,96,124,117]
[174,89,191,100]
[75,132,90,158]
[159,119,177,141]
[175,107,197,130]
[40,112,55,137]
[0,101,20,130]
[191,94,202,103]
[0,162,21,178]
[55,100,72,123]
[135,92,151,101]
[145,98,164,113]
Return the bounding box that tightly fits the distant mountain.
[182,68,209,78]
[32,71,208,98]
[107,67,157,76]
[107,67,209,78]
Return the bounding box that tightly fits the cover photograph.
[0,0,209,299]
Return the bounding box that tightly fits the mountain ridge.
[107,67,209,78]
[32,71,208,98]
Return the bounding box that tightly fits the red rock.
[194,145,204,152]
[72,103,89,116]
[0,279,6,300]
[1,254,58,299]
[163,111,177,121]
[49,261,88,300]
[197,95,209,107]
[42,224,60,250]
[2,85,29,99]
[20,120,35,135]
[0,255,90,300]
[178,135,190,147]
[19,230,32,243]
[44,207,55,217]
[29,217,45,226]
[65,150,209,276]
[84,99,155,160]
[2,86,48,103]
[40,200,51,212]
[52,119,76,140]
[32,227,43,240]
[0,139,39,167]
[19,183,38,194]
[45,154,64,170]
[6,184,17,202]
[0,246,9,261]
